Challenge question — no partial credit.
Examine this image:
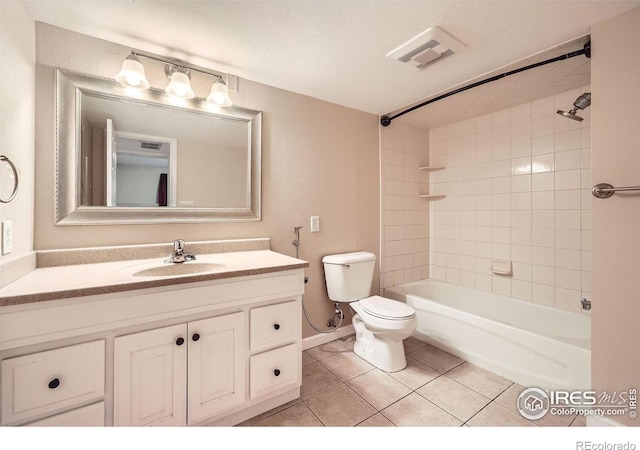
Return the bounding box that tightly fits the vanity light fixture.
[115,54,150,90]
[207,79,232,107]
[115,51,233,106]
[164,66,195,99]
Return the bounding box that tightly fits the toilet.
[322,251,417,372]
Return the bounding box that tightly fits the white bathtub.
[385,280,591,391]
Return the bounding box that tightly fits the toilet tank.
[322,252,376,302]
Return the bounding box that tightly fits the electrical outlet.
[2,221,13,255]
[310,216,320,233]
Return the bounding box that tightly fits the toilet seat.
[358,296,415,320]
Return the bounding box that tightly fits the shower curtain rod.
[380,40,591,127]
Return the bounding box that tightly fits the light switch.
[310,216,320,233]
[2,221,13,255]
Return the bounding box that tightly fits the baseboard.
[587,415,627,427]
[302,324,354,350]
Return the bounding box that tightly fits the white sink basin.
[131,262,227,277]
[118,256,230,278]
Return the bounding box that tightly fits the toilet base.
[352,315,408,373]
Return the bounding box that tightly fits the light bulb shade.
[115,55,150,90]
[165,70,195,99]
[207,80,232,107]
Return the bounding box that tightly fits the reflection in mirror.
[81,93,249,208]
[56,69,261,225]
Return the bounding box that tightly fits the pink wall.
[0,2,36,287]
[591,6,640,427]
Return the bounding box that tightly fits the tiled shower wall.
[380,123,430,291]
[428,87,592,313]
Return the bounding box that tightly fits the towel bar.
[0,155,19,203]
[592,183,640,199]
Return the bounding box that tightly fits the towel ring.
[0,155,19,203]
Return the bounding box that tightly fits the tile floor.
[240,335,587,427]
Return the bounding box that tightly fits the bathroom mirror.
[55,69,261,225]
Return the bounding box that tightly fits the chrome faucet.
[167,239,196,263]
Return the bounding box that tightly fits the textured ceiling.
[391,36,592,129]
[25,1,640,126]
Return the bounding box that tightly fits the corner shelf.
[418,194,446,200]
[418,165,445,199]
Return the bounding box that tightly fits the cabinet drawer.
[25,402,105,427]
[250,343,299,399]
[250,301,298,352]
[1,340,105,425]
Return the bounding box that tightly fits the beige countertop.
[0,250,308,307]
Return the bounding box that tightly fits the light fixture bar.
[116,50,233,106]
[130,51,225,82]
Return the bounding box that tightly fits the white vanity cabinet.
[114,312,245,426]
[1,340,105,426]
[0,268,305,427]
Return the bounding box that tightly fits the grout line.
[462,398,495,426]
[373,389,416,418]
[341,382,380,414]
[412,387,467,425]
[378,409,397,426]
[491,382,515,401]
[568,414,579,427]
[300,399,328,427]
[439,362,514,401]
[300,362,343,401]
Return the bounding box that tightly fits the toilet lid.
[359,296,415,320]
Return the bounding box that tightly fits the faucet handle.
[174,239,185,253]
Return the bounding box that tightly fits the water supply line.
[293,226,344,334]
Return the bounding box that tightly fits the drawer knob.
[273,323,280,330]
[274,369,281,377]
[192,333,200,342]
[176,337,185,346]
[48,378,60,389]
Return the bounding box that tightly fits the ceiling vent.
[140,141,162,150]
[387,26,466,71]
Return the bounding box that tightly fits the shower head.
[557,92,591,122]
[557,109,584,121]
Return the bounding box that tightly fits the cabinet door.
[114,324,187,426]
[187,312,245,424]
